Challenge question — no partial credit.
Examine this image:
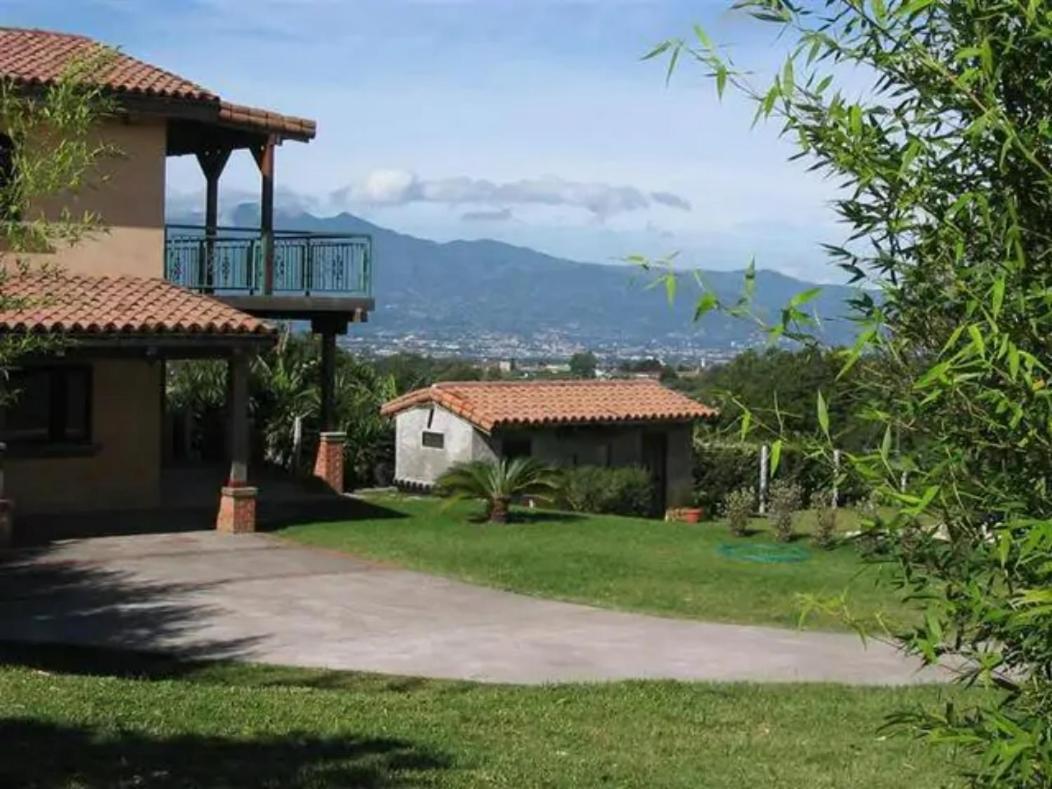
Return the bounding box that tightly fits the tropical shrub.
[810,490,838,550]
[767,479,801,543]
[166,360,228,460]
[331,355,397,488]
[560,465,654,517]
[694,439,862,511]
[435,458,559,523]
[693,442,758,512]
[252,332,318,470]
[722,487,754,537]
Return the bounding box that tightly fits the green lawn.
[0,644,972,788]
[277,494,910,632]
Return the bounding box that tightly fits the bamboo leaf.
[817,390,830,438]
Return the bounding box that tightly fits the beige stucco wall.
[6,359,163,514]
[28,117,167,277]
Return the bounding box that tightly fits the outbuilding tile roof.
[381,379,717,432]
[0,274,274,336]
[0,27,316,140]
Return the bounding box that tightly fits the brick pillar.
[314,431,346,493]
[216,485,257,533]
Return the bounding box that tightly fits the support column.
[252,136,276,295]
[217,353,256,533]
[312,320,347,493]
[319,326,336,432]
[196,148,231,293]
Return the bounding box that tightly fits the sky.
[3,0,846,282]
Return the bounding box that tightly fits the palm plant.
[435,458,559,523]
[330,357,398,487]
[252,332,318,469]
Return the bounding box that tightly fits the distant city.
[341,327,748,369]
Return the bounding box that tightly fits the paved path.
[0,531,946,685]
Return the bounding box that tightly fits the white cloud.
[354,168,419,204]
[334,169,692,220]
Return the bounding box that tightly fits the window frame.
[0,365,94,450]
[421,430,445,450]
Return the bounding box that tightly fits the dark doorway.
[642,432,668,515]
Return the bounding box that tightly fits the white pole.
[292,415,303,471]
[759,444,769,516]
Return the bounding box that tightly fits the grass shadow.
[0,717,451,788]
[259,496,409,531]
[0,642,455,695]
[462,508,588,526]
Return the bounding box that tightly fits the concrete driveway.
[0,531,947,685]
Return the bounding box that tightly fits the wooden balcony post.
[196,148,231,293]
[253,135,277,295]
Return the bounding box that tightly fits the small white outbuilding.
[380,379,716,512]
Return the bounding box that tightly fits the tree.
[653,2,1052,784]
[0,53,115,399]
[435,458,559,523]
[676,347,875,451]
[568,351,598,379]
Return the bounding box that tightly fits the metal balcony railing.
[164,224,372,298]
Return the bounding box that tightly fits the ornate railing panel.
[164,225,372,297]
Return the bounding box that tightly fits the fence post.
[758,443,769,516]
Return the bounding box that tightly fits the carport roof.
[381,379,717,432]
[0,274,275,337]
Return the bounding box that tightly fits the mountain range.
[210,205,861,351]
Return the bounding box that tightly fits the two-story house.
[0,27,373,543]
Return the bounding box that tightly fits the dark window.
[503,437,532,460]
[422,430,445,449]
[0,133,17,220]
[0,367,92,445]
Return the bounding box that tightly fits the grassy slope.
[277,495,909,631]
[0,645,970,789]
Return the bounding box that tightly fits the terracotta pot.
[680,507,703,524]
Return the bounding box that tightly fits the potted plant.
[666,501,705,524]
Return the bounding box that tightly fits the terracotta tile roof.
[219,101,316,140]
[0,27,316,140]
[381,379,717,432]
[0,27,214,101]
[0,274,275,336]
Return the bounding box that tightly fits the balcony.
[164,224,373,320]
